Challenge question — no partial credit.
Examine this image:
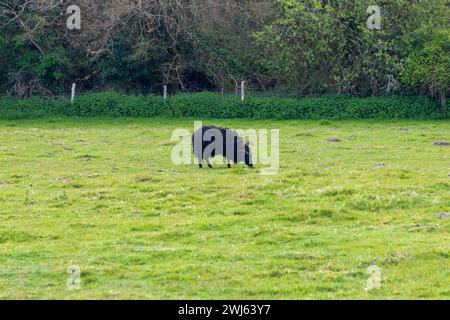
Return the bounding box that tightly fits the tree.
[0,0,449,99]
[402,29,449,116]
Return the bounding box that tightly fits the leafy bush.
[401,28,450,115]
[0,91,445,120]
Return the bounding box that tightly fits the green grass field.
[0,118,449,299]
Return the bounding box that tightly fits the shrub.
[0,91,445,120]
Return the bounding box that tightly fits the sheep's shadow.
[198,165,254,171]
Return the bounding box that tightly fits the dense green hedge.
[0,91,446,120]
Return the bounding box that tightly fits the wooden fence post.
[71,83,76,104]
[163,85,168,101]
[241,81,246,101]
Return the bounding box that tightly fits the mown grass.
[0,118,449,299]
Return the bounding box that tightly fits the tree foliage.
[402,28,449,113]
[0,0,448,111]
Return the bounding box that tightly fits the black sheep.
[192,126,254,168]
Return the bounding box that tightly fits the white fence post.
[241,80,246,101]
[71,83,76,103]
[163,85,168,101]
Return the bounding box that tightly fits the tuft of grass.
[0,118,449,299]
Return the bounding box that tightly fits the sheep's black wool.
[192,126,254,169]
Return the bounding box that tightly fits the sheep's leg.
[227,161,232,169]
[197,157,203,169]
[205,158,213,168]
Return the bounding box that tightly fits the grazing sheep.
[192,126,254,169]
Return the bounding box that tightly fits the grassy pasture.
[0,118,449,299]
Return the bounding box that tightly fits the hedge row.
[0,91,446,120]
